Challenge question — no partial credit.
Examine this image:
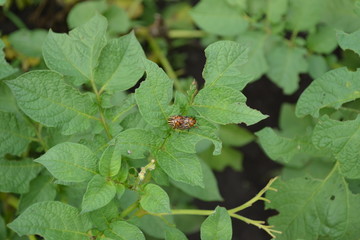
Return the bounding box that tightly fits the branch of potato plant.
[153,177,281,238]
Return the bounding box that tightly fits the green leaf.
[115,128,162,159]
[236,31,269,83]
[203,40,250,90]
[43,15,107,83]
[0,40,17,79]
[285,0,324,31]
[296,67,360,118]
[81,175,117,213]
[140,184,171,214]
[67,0,108,29]
[200,206,232,240]
[89,200,118,231]
[307,55,329,79]
[104,221,145,240]
[120,110,152,130]
[94,32,145,93]
[0,215,5,240]
[165,227,188,240]
[200,146,243,171]
[135,60,173,127]
[267,167,360,240]
[321,0,360,32]
[247,0,266,20]
[0,82,18,112]
[6,70,98,135]
[152,166,170,186]
[18,174,57,213]
[256,127,328,167]
[266,43,308,94]
[99,144,122,177]
[278,103,316,136]
[0,111,35,157]
[8,201,92,240]
[171,158,222,201]
[35,142,98,182]
[191,0,248,36]
[219,124,254,147]
[129,215,174,239]
[0,158,41,194]
[337,29,360,57]
[312,116,360,179]
[8,29,47,57]
[281,159,334,180]
[155,143,204,187]
[104,5,131,35]
[266,0,287,23]
[167,126,222,155]
[192,86,267,125]
[307,25,338,54]
[106,94,137,122]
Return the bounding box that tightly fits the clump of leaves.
[1,15,279,239]
[191,0,360,94]
[257,28,360,239]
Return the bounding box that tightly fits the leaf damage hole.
[330,195,335,201]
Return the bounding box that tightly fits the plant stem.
[228,176,278,214]
[157,209,215,216]
[230,213,282,238]
[89,78,112,140]
[144,32,184,93]
[168,30,207,38]
[153,177,281,238]
[3,10,27,29]
[34,124,49,151]
[120,201,139,218]
[290,30,299,45]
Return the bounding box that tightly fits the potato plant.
[0,15,279,240]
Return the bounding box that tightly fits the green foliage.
[200,206,232,240]
[140,184,171,214]
[267,168,360,240]
[35,142,98,182]
[6,71,99,135]
[0,111,35,156]
[8,201,92,240]
[3,1,359,239]
[266,43,308,94]
[8,29,47,57]
[81,174,117,213]
[1,14,268,240]
[0,159,42,194]
[67,0,130,35]
[257,27,360,239]
[192,0,360,94]
[104,221,145,240]
[191,0,248,36]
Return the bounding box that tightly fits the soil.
[0,1,313,239]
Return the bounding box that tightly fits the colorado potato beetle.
[167,115,196,130]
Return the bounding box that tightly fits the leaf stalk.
[153,177,281,238]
